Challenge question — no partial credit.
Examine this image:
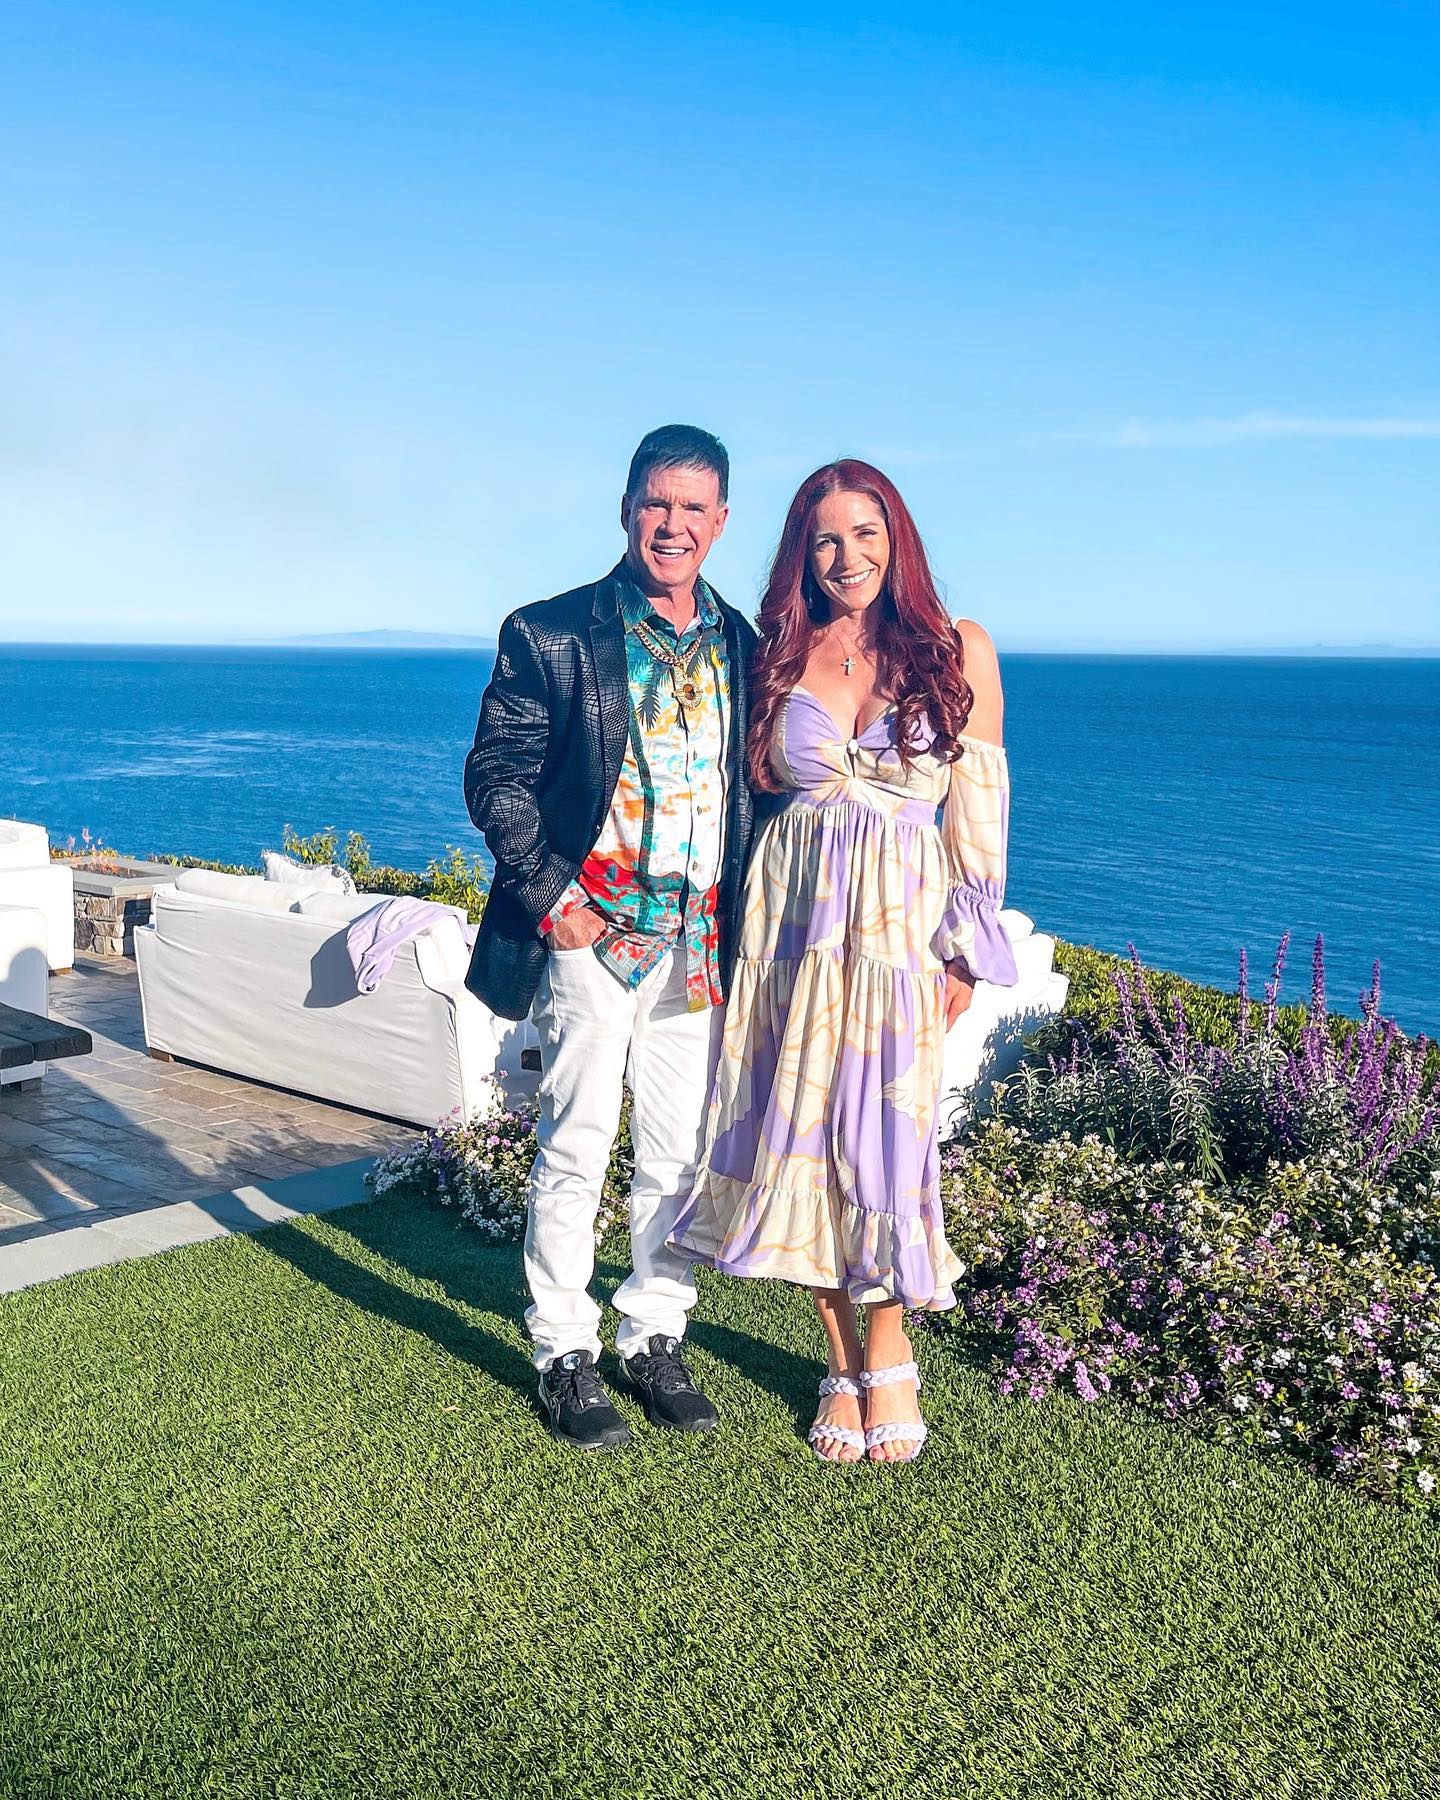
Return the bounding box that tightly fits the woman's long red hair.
[746,459,973,792]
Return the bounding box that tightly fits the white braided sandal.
[807,1374,865,1462]
[860,1361,928,1462]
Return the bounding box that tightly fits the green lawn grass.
[2,1195,1437,1800]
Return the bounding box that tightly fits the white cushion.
[294,889,407,924]
[262,850,356,895]
[172,869,307,911]
[175,869,269,903]
[294,890,472,928]
[0,820,50,873]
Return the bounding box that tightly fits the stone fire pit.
[65,857,179,958]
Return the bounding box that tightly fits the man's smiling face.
[620,463,728,598]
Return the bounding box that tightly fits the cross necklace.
[828,614,871,680]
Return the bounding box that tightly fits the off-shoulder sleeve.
[933,736,1018,985]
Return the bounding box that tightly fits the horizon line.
[3,637,1439,659]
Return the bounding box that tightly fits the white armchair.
[0,903,50,1088]
[0,821,75,974]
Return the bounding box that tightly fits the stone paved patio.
[0,956,418,1291]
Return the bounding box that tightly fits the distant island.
[274,630,497,649]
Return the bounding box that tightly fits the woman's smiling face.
[808,488,891,616]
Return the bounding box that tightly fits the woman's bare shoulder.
[953,617,1003,740]
[954,616,998,665]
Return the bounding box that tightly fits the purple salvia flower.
[1397,1038,1429,1112]
[1264,930,1291,1037]
[1236,945,1251,1040]
[1113,964,1139,1044]
[1376,1102,1438,1177]
[1171,993,1190,1071]
[1129,944,1167,1042]
[1360,960,1381,1027]
[1349,1033,1385,1131]
[1366,1100,1402,1174]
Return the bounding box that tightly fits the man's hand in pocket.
[545,906,607,951]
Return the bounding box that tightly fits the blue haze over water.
[2,647,1437,1033]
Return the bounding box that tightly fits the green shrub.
[1051,939,1310,1050]
[280,825,487,920]
[1048,938,1439,1088]
[149,852,257,876]
[414,844,489,923]
[1006,941,1438,1208]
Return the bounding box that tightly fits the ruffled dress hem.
[671,1168,963,1312]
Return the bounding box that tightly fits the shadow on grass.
[250,1209,540,1408]
[247,1195,828,1434]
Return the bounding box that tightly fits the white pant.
[524,947,722,1369]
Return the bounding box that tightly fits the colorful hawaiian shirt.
[541,572,732,1010]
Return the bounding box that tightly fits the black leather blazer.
[463,562,759,1020]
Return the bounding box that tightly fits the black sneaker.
[622,1335,719,1434]
[538,1350,631,1452]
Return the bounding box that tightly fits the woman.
[670,460,1017,1463]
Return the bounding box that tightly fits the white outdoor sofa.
[0,821,75,974]
[134,871,537,1126]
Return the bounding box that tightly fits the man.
[463,425,756,1450]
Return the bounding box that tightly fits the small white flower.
[1418,1470,1436,1497]
[1406,1437,1422,1455]
[1232,1395,1250,1412]
[1272,1349,1292,1368]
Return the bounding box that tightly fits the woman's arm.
[937,619,1016,1026]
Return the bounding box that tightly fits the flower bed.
[940,1124,1438,1506]
[940,937,1438,1508]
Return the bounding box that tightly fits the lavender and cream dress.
[669,686,1018,1310]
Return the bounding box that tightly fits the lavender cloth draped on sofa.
[346,898,478,994]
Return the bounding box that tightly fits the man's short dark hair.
[625,424,729,505]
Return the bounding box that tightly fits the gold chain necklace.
[631,618,709,715]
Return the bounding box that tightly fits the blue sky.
[1,0,1436,648]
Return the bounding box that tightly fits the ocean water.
[2,646,1437,1032]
